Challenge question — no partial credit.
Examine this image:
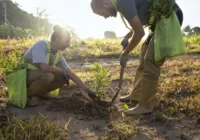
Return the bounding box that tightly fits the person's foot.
[120,93,140,102]
[27,96,39,106]
[124,104,153,115]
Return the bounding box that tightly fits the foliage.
[0,24,38,39]
[123,103,129,110]
[184,35,200,53]
[63,38,141,60]
[0,114,68,140]
[0,35,199,77]
[0,42,26,75]
[149,0,175,22]
[189,27,200,36]
[183,25,191,32]
[0,0,52,34]
[89,62,111,100]
[0,36,48,76]
[104,31,117,39]
[0,1,80,39]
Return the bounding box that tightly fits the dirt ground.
[4,56,200,140]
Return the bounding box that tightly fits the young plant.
[89,62,111,100]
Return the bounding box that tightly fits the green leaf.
[123,104,129,110]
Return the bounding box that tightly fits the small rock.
[181,133,191,140]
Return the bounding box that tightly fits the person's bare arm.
[39,63,91,90]
[123,16,145,56]
[65,67,89,91]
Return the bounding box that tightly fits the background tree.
[104,31,117,39]
[183,25,191,32]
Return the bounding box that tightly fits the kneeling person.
[23,25,96,105]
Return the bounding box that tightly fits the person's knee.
[40,73,54,84]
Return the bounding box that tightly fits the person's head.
[91,0,117,18]
[50,25,71,51]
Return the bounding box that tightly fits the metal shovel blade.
[110,65,125,106]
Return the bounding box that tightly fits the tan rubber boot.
[120,67,143,102]
[124,80,157,115]
[119,87,141,102]
[124,104,153,115]
[124,35,164,115]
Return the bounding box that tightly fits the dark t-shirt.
[116,0,182,26]
[117,0,151,25]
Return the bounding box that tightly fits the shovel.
[109,39,128,107]
[109,65,125,106]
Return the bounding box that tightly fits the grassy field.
[0,35,200,139]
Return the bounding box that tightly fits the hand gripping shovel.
[109,39,128,107]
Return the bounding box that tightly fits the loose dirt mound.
[47,92,111,119]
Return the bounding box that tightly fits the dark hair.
[50,24,71,42]
[91,0,104,11]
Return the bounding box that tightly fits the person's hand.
[119,51,129,67]
[121,38,129,50]
[85,88,97,100]
[57,68,64,74]
[62,70,70,86]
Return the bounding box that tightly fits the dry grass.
[0,114,68,140]
[63,38,142,60]
[156,57,200,123]
[102,113,138,140]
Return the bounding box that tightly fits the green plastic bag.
[6,69,27,108]
[154,11,187,62]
